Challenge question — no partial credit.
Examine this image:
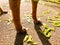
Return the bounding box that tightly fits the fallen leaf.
[43,23,48,29]
[26,35,32,43]
[46,32,51,37]
[7,18,13,25]
[24,13,32,23]
[24,35,29,42]
[52,21,60,27]
[24,35,37,45]
[48,17,55,21]
[31,42,37,45]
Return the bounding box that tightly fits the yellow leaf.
[24,35,29,42]
[26,35,32,43]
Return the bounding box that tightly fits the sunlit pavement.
[0,0,60,45]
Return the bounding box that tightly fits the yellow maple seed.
[43,23,48,29]
[48,17,54,21]
[26,35,32,43]
[55,16,60,18]
[7,18,13,25]
[24,35,29,42]
[46,32,51,37]
[52,21,60,27]
[49,28,55,31]
[43,28,51,35]
[31,42,37,45]
[24,35,37,45]
[43,11,51,14]
[7,22,11,25]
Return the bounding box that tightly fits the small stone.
[26,28,29,30]
[38,18,41,21]
[27,20,30,22]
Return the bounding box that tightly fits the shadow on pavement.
[14,23,51,45]
[34,23,51,45]
[14,32,27,45]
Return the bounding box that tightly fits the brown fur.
[9,0,39,32]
